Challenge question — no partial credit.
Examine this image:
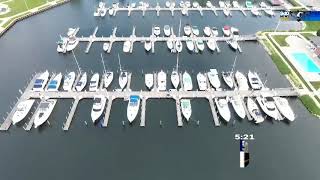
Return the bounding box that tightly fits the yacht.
[230,96,246,119]
[206,1,213,8]
[235,71,249,90]
[196,40,205,52]
[33,71,50,92]
[164,25,171,36]
[127,95,140,123]
[227,39,239,51]
[222,26,231,37]
[197,72,207,91]
[247,97,264,124]
[103,71,113,88]
[91,96,107,123]
[184,24,192,36]
[215,98,231,122]
[12,99,35,125]
[181,99,192,121]
[103,42,110,52]
[175,40,183,53]
[256,95,281,120]
[248,71,263,90]
[34,99,57,128]
[119,71,128,90]
[75,72,87,91]
[223,7,231,16]
[185,1,191,7]
[89,73,100,92]
[47,73,62,92]
[182,71,193,91]
[221,71,234,89]
[186,39,195,51]
[165,1,171,8]
[251,7,260,16]
[232,1,240,8]
[219,1,225,8]
[192,1,199,8]
[273,97,295,121]
[192,26,200,36]
[158,70,167,91]
[167,38,174,50]
[179,1,185,8]
[144,40,152,52]
[207,69,221,89]
[171,70,180,89]
[231,27,240,39]
[123,41,131,53]
[203,26,212,37]
[207,39,216,51]
[145,73,154,90]
[211,27,219,36]
[56,38,67,53]
[154,26,161,36]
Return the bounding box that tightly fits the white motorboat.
[232,1,240,8]
[207,69,221,89]
[227,39,238,51]
[182,71,193,91]
[215,98,231,122]
[273,97,295,121]
[181,7,188,15]
[264,8,274,16]
[235,71,249,90]
[211,27,219,36]
[259,2,267,8]
[164,25,171,36]
[192,26,200,36]
[221,71,234,89]
[167,39,174,50]
[181,99,192,121]
[108,8,114,16]
[145,73,154,90]
[154,26,161,36]
[47,73,62,92]
[186,39,195,51]
[219,1,225,8]
[203,26,212,37]
[256,95,281,120]
[225,1,231,7]
[185,1,191,7]
[158,70,167,91]
[89,73,100,92]
[12,99,35,125]
[230,96,246,119]
[207,39,216,51]
[197,72,207,91]
[75,72,87,92]
[248,71,263,90]
[184,24,192,36]
[103,42,110,51]
[175,40,183,53]
[103,71,113,88]
[192,1,199,8]
[33,71,50,92]
[222,26,231,37]
[34,99,57,128]
[206,1,213,8]
[171,70,180,89]
[91,96,106,123]
[196,39,205,51]
[251,7,260,16]
[247,97,264,124]
[144,40,152,52]
[165,1,171,8]
[179,1,185,7]
[231,27,240,39]
[131,2,136,8]
[119,71,128,90]
[127,95,140,123]
[123,41,131,53]
[223,8,231,16]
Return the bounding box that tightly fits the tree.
[317,30,320,36]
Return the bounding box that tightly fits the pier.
[85,26,98,53]
[140,97,147,127]
[0,72,309,131]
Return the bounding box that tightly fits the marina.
[0,71,307,131]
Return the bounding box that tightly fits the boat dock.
[0,72,308,131]
[140,96,147,127]
[85,26,99,53]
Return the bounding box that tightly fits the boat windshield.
[94,98,101,104]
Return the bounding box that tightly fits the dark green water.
[0,0,319,179]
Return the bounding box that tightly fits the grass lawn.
[304,22,320,32]
[300,95,320,117]
[262,39,291,75]
[272,35,289,47]
[311,82,320,90]
[300,33,315,40]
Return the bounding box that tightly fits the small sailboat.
[192,26,200,36]
[103,42,110,52]
[89,73,100,92]
[127,95,141,123]
[251,6,260,16]
[182,71,193,91]
[203,26,212,37]
[181,99,192,121]
[207,39,216,51]
[33,71,50,92]
[104,71,113,88]
[185,1,191,7]
[165,1,171,8]
[235,71,249,90]
[196,39,205,52]
[215,97,231,122]
[186,39,195,51]
[171,70,180,89]
[273,97,295,121]
[206,1,213,7]
[207,69,221,89]
[34,99,57,128]
[12,99,35,125]
[118,54,128,90]
[123,41,131,53]
[175,40,183,53]
[164,25,171,36]
[221,71,234,89]
[247,97,264,124]
[91,96,107,123]
[75,72,87,92]
[222,26,231,37]
[230,96,246,119]
[47,73,62,92]
[248,71,263,90]
[167,37,174,50]
[232,1,240,8]
[153,26,161,36]
[63,72,76,91]
[197,72,207,91]
[145,73,154,90]
[211,27,219,36]
[227,39,239,51]
[144,40,152,52]
[192,1,199,8]
[184,24,192,36]
[158,70,167,91]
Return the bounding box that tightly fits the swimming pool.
[292,52,320,73]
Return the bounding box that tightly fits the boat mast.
[71,50,81,74]
[100,53,107,74]
[178,18,181,37]
[231,55,238,73]
[118,53,122,72]
[176,52,179,71]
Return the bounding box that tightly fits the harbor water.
[0,0,319,179]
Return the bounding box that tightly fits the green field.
[304,22,320,32]
[300,95,320,117]
[272,35,289,47]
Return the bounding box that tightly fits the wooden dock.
[140,97,147,127]
[63,98,80,131]
[207,97,220,127]
[102,97,113,127]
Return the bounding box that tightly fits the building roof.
[309,36,320,47]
